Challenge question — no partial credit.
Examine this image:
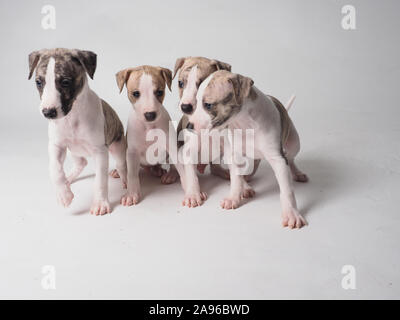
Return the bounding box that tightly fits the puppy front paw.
[161,170,178,184]
[220,197,241,210]
[57,185,74,208]
[282,208,307,229]
[90,199,111,216]
[210,165,230,180]
[121,192,141,206]
[241,187,255,199]
[182,192,207,208]
[293,173,309,183]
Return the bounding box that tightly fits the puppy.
[174,57,232,180]
[173,57,260,207]
[116,65,184,206]
[28,48,127,215]
[190,70,308,229]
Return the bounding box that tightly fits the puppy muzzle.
[42,108,58,119]
[181,103,193,114]
[144,112,157,122]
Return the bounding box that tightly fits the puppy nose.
[144,112,156,122]
[42,108,57,119]
[186,122,194,130]
[181,104,193,114]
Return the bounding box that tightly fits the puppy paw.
[241,188,255,199]
[90,199,111,216]
[144,165,166,178]
[161,170,178,184]
[210,165,230,180]
[197,164,208,174]
[182,192,207,208]
[220,196,242,209]
[121,193,141,206]
[293,173,309,183]
[109,169,120,179]
[282,208,307,229]
[57,185,74,208]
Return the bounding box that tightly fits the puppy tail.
[285,95,296,112]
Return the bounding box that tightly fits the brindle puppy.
[190,70,308,228]
[28,48,127,215]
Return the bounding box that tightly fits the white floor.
[0,113,399,299]
[1,0,399,300]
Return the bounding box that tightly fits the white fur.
[179,65,198,120]
[40,58,61,114]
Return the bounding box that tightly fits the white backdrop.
[0,0,399,299]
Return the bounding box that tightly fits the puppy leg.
[109,137,128,188]
[263,150,306,229]
[90,147,111,215]
[142,164,166,178]
[121,149,141,206]
[182,164,207,207]
[220,165,255,210]
[161,165,179,184]
[210,164,230,180]
[244,159,261,182]
[49,144,74,207]
[66,156,88,185]
[285,120,308,183]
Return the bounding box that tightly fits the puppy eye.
[60,79,71,88]
[132,91,140,98]
[35,79,43,88]
[178,81,184,89]
[204,103,213,110]
[155,90,164,97]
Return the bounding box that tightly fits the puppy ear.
[160,67,172,91]
[73,50,97,79]
[28,51,41,80]
[212,59,232,72]
[115,69,132,93]
[173,57,186,79]
[230,74,254,105]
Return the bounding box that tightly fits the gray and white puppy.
[190,70,308,229]
[28,48,127,215]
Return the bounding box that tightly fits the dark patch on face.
[202,92,240,129]
[54,56,85,115]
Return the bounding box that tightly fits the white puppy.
[116,65,184,206]
[28,48,127,215]
[189,70,308,229]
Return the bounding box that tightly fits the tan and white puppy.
[190,70,308,229]
[174,57,240,207]
[116,65,184,206]
[174,57,260,207]
[28,48,127,215]
[174,57,233,179]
